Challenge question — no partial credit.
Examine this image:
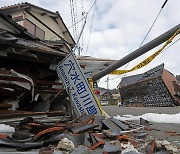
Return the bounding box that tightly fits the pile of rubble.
[0,10,71,112]
[0,113,178,153]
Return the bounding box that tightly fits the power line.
[73,0,79,41]
[67,16,86,29]
[85,2,96,54]
[74,0,80,54]
[87,0,97,14]
[139,0,169,47]
[109,36,180,82]
[69,0,76,40]
[68,0,97,30]
[164,37,180,51]
[49,0,98,41]
[70,0,97,55]
[69,0,79,42]
[74,0,79,35]
[72,0,78,41]
[119,0,169,79]
[81,0,84,54]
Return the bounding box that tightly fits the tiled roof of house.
[119,64,164,87]
[0,2,75,46]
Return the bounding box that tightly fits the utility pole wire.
[69,0,76,40]
[49,0,97,41]
[86,2,96,54]
[73,16,87,53]
[121,0,169,79]
[110,36,180,83]
[139,0,169,47]
[81,0,84,54]
[67,16,86,29]
[70,0,97,55]
[68,0,97,29]
[164,37,180,51]
[71,0,78,41]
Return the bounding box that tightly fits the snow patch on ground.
[0,124,15,133]
[114,113,180,124]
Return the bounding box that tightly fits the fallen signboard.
[56,52,103,116]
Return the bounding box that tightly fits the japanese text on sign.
[56,53,103,116]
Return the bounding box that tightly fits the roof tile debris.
[0,3,179,154]
[0,10,70,113]
[0,113,179,153]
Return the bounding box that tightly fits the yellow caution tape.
[87,77,105,116]
[110,29,180,75]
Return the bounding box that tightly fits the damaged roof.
[0,10,37,39]
[0,2,75,47]
[0,10,70,64]
[119,64,164,88]
[1,2,58,16]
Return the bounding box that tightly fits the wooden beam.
[0,76,62,86]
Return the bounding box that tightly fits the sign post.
[56,53,104,116]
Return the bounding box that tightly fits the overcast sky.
[1,0,179,89]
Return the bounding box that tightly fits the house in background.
[101,91,113,101]
[119,64,180,107]
[0,2,75,51]
[112,94,122,104]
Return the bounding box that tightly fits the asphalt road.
[103,106,180,117]
[103,106,180,149]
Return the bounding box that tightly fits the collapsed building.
[0,3,75,113]
[0,2,180,153]
[119,64,180,107]
[0,3,117,113]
